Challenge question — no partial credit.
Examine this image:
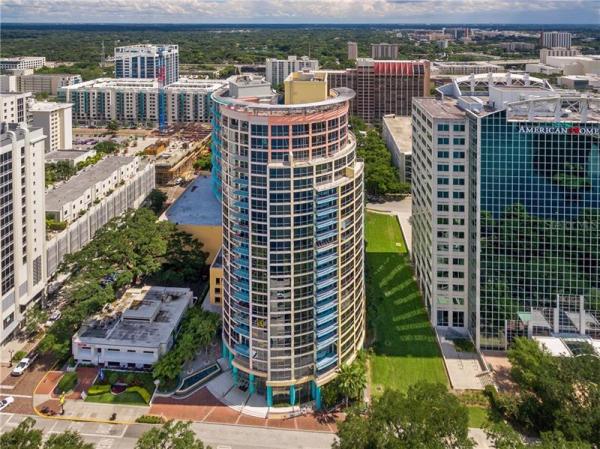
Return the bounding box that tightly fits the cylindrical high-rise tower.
[211,73,364,407]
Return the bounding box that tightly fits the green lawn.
[85,390,148,405]
[366,211,448,394]
[467,406,489,428]
[84,370,155,405]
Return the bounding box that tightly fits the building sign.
[518,125,599,136]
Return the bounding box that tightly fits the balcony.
[235,343,250,358]
[316,264,337,278]
[316,287,337,301]
[234,178,249,186]
[316,352,337,371]
[316,196,337,206]
[234,189,249,197]
[316,230,337,242]
[234,324,250,337]
[233,200,248,210]
[234,268,249,279]
[316,297,337,314]
[316,208,337,218]
[317,321,338,337]
[234,257,249,268]
[316,276,337,291]
[316,308,337,326]
[316,219,337,230]
[233,245,249,256]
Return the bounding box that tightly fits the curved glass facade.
[211,87,365,405]
[478,114,600,348]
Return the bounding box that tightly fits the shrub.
[135,415,165,424]
[87,384,111,395]
[126,386,151,404]
[57,372,78,393]
[107,372,119,386]
[12,350,27,363]
[124,372,136,386]
[453,338,476,353]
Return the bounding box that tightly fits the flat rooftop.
[45,149,94,161]
[413,97,466,119]
[46,156,136,211]
[382,115,412,154]
[30,101,73,112]
[75,286,191,348]
[164,175,222,227]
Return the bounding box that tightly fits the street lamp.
[8,350,14,368]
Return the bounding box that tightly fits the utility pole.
[100,41,106,68]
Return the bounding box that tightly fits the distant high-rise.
[0,92,31,124]
[211,73,365,407]
[347,42,358,60]
[264,56,319,87]
[30,102,73,152]
[411,73,600,350]
[326,58,430,123]
[540,31,572,49]
[370,43,399,60]
[0,123,46,344]
[114,44,179,85]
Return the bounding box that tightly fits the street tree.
[336,359,367,407]
[334,382,473,449]
[44,431,94,449]
[147,189,168,215]
[135,420,209,449]
[485,421,592,449]
[0,417,42,449]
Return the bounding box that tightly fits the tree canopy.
[334,382,473,449]
[40,207,208,359]
[486,337,600,445]
[0,418,93,449]
[135,420,208,449]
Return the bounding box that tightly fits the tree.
[135,420,208,449]
[334,382,473,449]
[148,189,168,215]
[486,337,600,445]
[106,120,119,132]
[336,358,367,407]
[486,422,592,449]
[44,431,94,449]
[0,418,93,449]
[23,305,48,337]
[0,417,42,449]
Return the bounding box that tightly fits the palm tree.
[337,361,367,407]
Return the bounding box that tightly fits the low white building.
[0,56,46,71]
[382,115,412,183]
[72,286,193,369]
[45,149,96,166]
[30,101,73,152]
[45,156,140,223]
[265,56,319,87]
[19,73,82,95]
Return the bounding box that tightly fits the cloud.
[2,0,598,23]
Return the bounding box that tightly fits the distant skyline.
[2,0,599,25]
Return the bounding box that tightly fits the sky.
[2,0,599,24]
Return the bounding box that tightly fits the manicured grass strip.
[85,390,147,405]
[467,406,489,428]
[366,211,448,394]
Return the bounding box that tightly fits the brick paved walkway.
[150,387,339,432]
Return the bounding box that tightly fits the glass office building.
[478,113,600,348]
[211,74,365,406]
[413,74,600,350]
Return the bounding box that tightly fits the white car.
[45,311,61,327]
[0,396,14,411]
[11,357,31,376]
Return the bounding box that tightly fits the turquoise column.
[249,373,255,394]
[228,351,234,369]
[232,366,238,386]
[310,381,315,399]
[289,385,296,406]
[315,385,322,410]
[266,386,273,407]
[221,341,228,360]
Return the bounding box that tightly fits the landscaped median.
[84,370,155,405]
[365,211,448,394]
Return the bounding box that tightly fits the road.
[0,413,337,449]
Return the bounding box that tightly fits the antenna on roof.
[101,41,106,68]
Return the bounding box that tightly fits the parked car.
[45,311,61,327]
[11,356,33,376]
[0,396,14,411]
